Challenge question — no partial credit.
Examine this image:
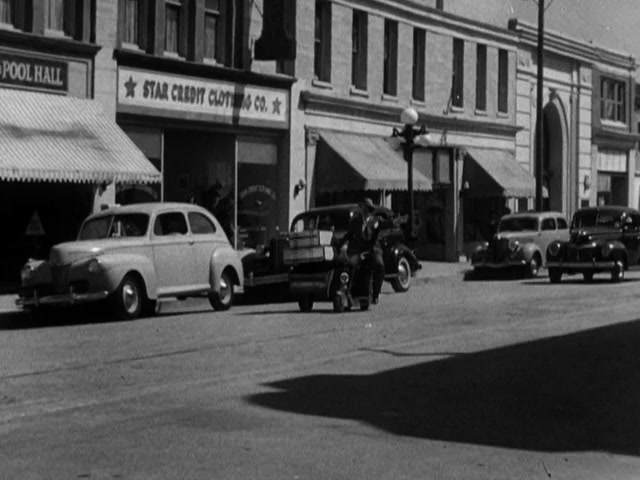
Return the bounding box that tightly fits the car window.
[188,212,216,234]
[572,210,597,229]
[596,212,622,228]
[556,218,568,229]
[498,217,538,232]
[79,214,149,240]
[541,218,556,231]
[154,212,188,236]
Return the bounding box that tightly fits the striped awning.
[0,89,161,183]
[463,148,536,198]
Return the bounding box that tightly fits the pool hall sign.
[0,51,67,92]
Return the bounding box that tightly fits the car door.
[187,210,224,289]
[151,210,196,295]
[622,212,640,266]
[539,217,557,254]
[556,217,570,241]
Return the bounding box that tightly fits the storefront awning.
[463,148,535,198]
[0,89,161,183]
[316,130,432,192]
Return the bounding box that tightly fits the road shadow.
[522,277,640,286]
[248,319,640,455]
[463,268,535,282]
[0,305,131,330]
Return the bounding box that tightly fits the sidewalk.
[0,260,472,314]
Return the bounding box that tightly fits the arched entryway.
[539,97,569,213]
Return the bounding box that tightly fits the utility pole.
[535,0,545,211]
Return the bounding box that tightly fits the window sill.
[44,28,70,38]
[449,105,464,113]
[349,86,369,98]
[474,109,488,116]
[381,93,398,103]
[497,111,510,119]
[410,98,426,107]
[203,57,220,66]
[600,119,628,128]
[312,78,333,90]
[0,22,17,32]
[120,41,143,52]
[163,51,184,60]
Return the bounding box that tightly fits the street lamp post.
[535,0,545,211]
[392,107,429,242]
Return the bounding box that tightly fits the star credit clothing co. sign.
[117,66,289,129]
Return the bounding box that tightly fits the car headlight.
[339,272,349,284]
[87,258,101,274]
[601,243,613,258]
[509,239,520,252]
[548,242,561,257]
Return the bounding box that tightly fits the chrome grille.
[490,237,510,262]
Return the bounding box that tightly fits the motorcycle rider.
[337,198,389,305]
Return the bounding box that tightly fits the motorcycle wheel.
[332,294,345,313]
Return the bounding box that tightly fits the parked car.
[289,204,421,292]
[545,205,640,283]
[471,211,569,278]
[16,202,244,319]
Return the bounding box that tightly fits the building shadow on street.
[248,318,640,455]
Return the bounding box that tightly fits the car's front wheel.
[111,274,143,320]
[391,256,412,292]
[209,270,234,311]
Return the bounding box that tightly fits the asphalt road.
[2,270,640,479]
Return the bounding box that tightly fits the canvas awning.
[0,89,161,183]
[316,130,432,192]
[463,148,536,198]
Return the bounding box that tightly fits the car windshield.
[498,217,538,232]
[290,210,353,233]
[572,210,622,229]
[78,213,150,240]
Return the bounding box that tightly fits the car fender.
[91,253,158,298]
[390,242,421,272]
[210,246,244,291]
[597,239,627,263]
[20,259,52,286]
[520,242,542,262]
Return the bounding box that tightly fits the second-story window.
[123,0,141,46]
[204,0,222,62]
[601,77,626,123]
[475,44,486,111]
[351,9,367,91]
[314,0,331,82]
[0,0,14,26]
[47,0,72,35]
[165,0,183,55]
[383,19,398,96]
[498,49,509,113]
[412,28,426,101]
[452,38,464,108]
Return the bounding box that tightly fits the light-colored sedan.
[17,202,244,319]
[470,211,570,278]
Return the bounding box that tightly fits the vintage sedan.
[16,202,244,319]
[471,211,569,278]
[546,206,640,283]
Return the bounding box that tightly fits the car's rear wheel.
[526,254,541,278]
[111,274,143,320]
[209,271,234,311]
[549,268,562,284]
[611,259,625,283]
[391,256,411,292]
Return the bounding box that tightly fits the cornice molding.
[301,91,522,138]
[114,49,297,89]
[593,127,640,149]
[0,29,101,57]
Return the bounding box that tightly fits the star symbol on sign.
[124,76,137,98]
[272,97,282,115]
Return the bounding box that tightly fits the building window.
[498,49,509,113]
[165,0,183,55]
[436,0,444,8]
[412,28,426,101]
[47,0,72,34]
[204,0,222,61]
[0,0,14,26]
[122,0,141,46]
[383,19,398,96]
[475,44,486,111]
[452,38,464,108]
[601,77,626,123]
[314,0,331,82]
[351,9,367,91]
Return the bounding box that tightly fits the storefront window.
[236,138,279,250]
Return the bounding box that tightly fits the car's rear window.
[498,217,538,232]
[79,214,149,240]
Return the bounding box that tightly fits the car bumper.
[471,259,527,269]
[546,260,616,271]
[16,290,109,308]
